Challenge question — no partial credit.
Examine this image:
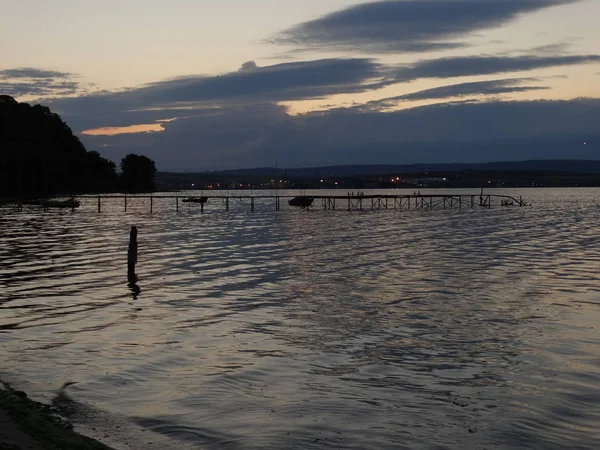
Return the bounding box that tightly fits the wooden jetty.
[2,192,528,213]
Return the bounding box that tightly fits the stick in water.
[127,226,138,283]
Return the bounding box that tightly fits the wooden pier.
[3,192,527,213]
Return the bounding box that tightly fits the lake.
[1,188,599,449]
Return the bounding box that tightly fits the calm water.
[1,188,599,449]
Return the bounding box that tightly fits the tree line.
[0,95,156,197]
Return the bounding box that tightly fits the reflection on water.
[128,282,141,300]
[1,188,600,449]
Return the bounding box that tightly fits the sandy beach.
[0,383,112,450]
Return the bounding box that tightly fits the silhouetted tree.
[0,95,118,197]
[120,154,157,193]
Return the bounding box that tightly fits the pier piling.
[127,226,138,284]
[8,192,527,215]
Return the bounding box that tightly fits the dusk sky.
[2,0,599,170]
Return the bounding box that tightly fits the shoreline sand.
[0,383,113,450]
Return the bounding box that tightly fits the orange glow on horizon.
[82,123,165,136]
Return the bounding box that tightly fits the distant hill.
[198,160,600,178]
[0,95,118,197]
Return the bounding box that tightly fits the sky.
[2,0,600,170]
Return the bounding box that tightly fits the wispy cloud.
[81,123,165,136]
[0,67,80,97]
[131,58,386,104]
[367,78,549,107]
[270,0,578,53]
[0,68,72,79]
[393,54,600,81]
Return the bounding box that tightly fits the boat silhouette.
[182,196,208,204]
[22,199,80,208]
[288,196,314,208]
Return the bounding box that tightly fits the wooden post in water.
[150,195,153,213]
[127,226,138,283]
[17,160,23,212]
[97,196,101,212]
[176,196,179,212]
[251,197,255,212]
[124,195,127,212]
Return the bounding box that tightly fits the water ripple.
[1,188,600,449]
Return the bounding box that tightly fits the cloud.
[46,58,388,131]
[528,42,573,55]
[239,61,258,71]
[366,78,549,106]
[0,67,80,97]
[0,68,72,79]
[81,103,291,170]
[53,51,600,133]
[393,54,600,81]
[131,58,386,104]
[0,80,80,97]
[271,0,577,53]
[239,98,600,167]
[81,123,165,136]
[80,98,600,170]
[39,47,600,142]
[43,50,600,133]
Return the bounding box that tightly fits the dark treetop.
[120,153,157,193]
[0,95,118,197]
